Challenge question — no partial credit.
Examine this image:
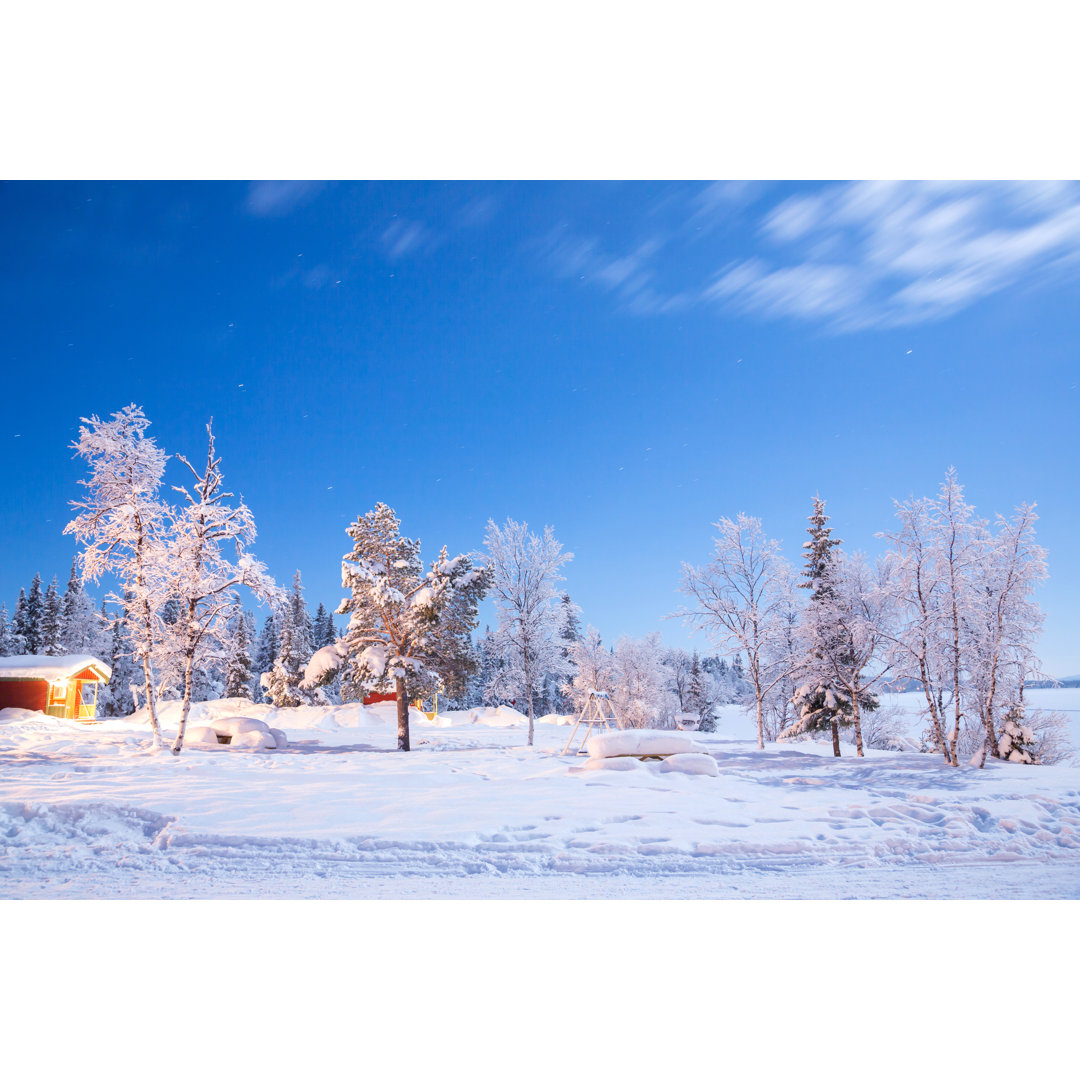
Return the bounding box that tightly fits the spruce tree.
[785,496,871,757]
[253,613,279,703]
[0,605,12,656]
[263,572,316,707]
[41,576,63,655]
[224,606,256,699]
[105,611,137,717]
[312,602,337,648]
[22,575,45,654]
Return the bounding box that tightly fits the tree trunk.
[918,657,950,764]
[396,676,410,752]
[983,662,1002,760]
[134,520,163,749]
[831,717,841,757]
[140,649,163,749]
[851,694,864,758]
[754,678,764,750]
[171,649,196,755]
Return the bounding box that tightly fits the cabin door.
[46,681,68,717]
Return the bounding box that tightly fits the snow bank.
[183,715,287,751]
[432,705,528,728]
[587,730,708,759]
[658,753,719,777]
[579,757,643,771]
[536,713,573,727]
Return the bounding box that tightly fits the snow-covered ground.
[2,691,1078,899]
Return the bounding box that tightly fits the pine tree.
[262,571,316,707]
[783,496,863,756]
[21,575,45,654]
[105,609,137,717]
[40,576,63,655]
[0,604,13,656]
[308,503,489,751]
[312,602,336,648]
[59,558,102,655]
[253,613,279,703]
[12,590,30,654]
[224,606,256,700]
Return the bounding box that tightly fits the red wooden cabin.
[0,654,112,721]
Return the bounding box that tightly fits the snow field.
[1,689,1078,898]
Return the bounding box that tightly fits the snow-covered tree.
[679,513,798,749]
[253,613,279,703]
[664,648,694,712]
[224,605,256,700]
[262,571,317,707]
[0,605,11,656]
[997,704,1037,764]
[562,625,613,713]
[966,503,1047,763]
[39,577,63,656]
[786,547,892,757]
[878,493,956,762]
[10,590,29,654]
[312,603,336,648]
[18,575,45,654]
[165,421,277,753]
[306,503,489,751]
[65,404,171,746]
[482,518,574,747]
[59,558,104,656]
[932,470,984,768]
[104,603,138,717]
[611,633,675,728]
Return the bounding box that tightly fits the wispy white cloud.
[245,180,325,216]
[538,227,688,313]
[381,218,435,259]
[716,180,1080,329]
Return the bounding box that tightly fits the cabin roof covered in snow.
[0,654,112,681]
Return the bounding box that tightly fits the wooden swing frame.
[561,690,620,755]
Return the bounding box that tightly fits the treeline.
[678,471,1070,766]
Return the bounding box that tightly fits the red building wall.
[0,681,49,712]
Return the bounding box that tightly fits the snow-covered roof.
[0,654,111,682]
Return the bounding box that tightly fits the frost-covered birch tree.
[966,503,1047,763]
[482,518,573,747]
[879,494,956,762]
[65,404,171,747]
[165,421,277,754]
[561,625,612,713]
[305,503,489,751]
[678,513,797,749]
[611,633,676,728]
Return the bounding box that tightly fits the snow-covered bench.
[570,730,718,776]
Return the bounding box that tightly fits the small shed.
[0,654,112,721]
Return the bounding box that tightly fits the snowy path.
[3,706,1079,898]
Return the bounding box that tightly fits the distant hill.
[883,675,1080,693]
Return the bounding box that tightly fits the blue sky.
[1,180,1078,673]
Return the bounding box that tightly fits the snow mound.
[185,726,222,747]
[579,757,643,771]
[210,716,272,738]
[587,730,708,759]
[658,753,719,776]
[182,716,287,750]
[233,730,277,749]
[537,713,574,727]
